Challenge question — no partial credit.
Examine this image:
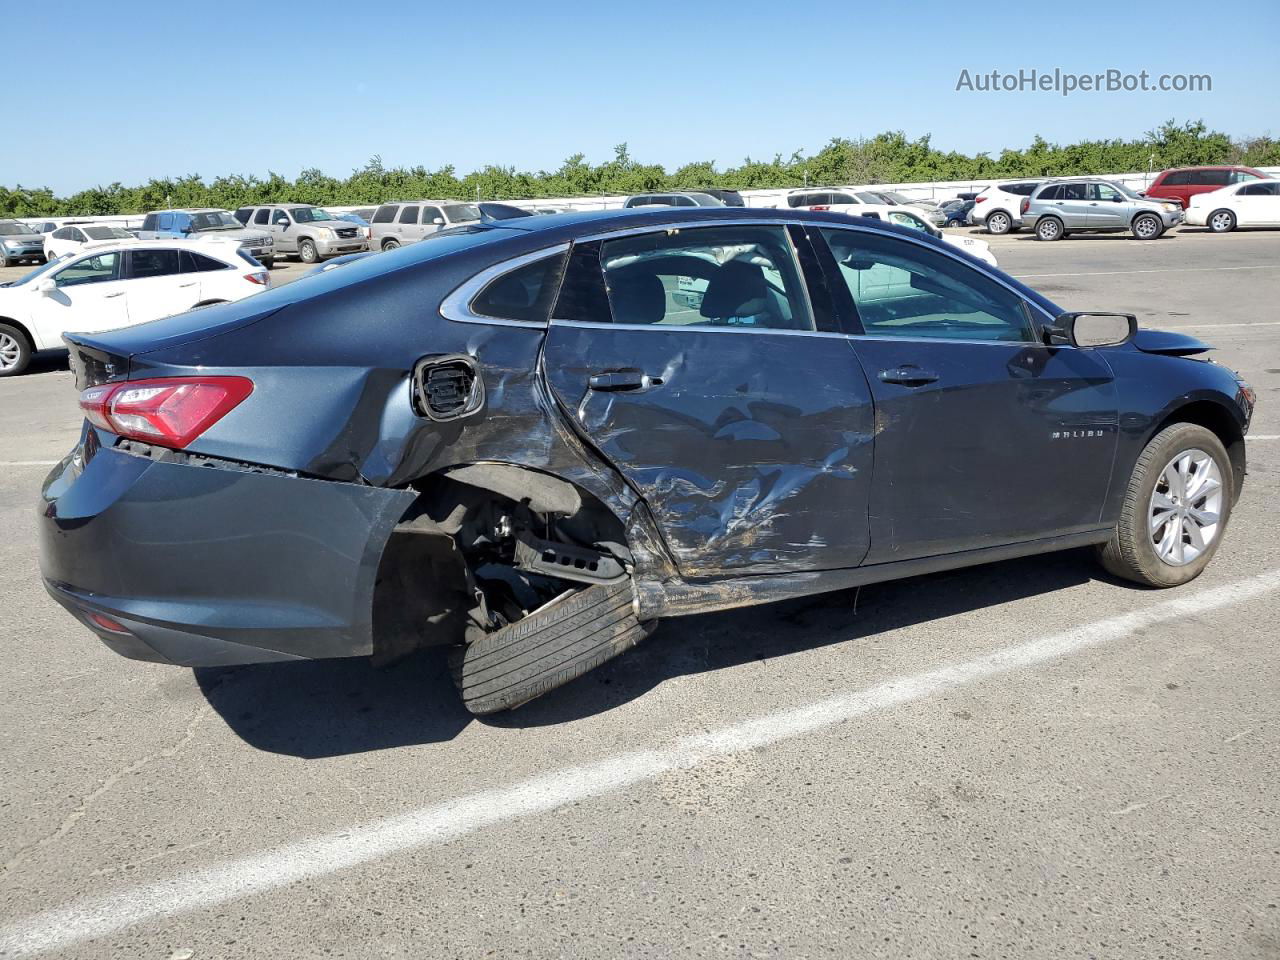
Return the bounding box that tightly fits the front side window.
[254,209,270,225]
[398,206,420,224]
[52,228,72,240]
[470,251,568,322]
[70,229,88,242]
[55,252,121,287]
[1094,183,1122,202]
[421,206,444,224]
[1241,182,1279,196]
[272,210,291,225]
[598,225,814,331]
[130,248,181,278]
[442,204,480,222]
[820,228,1033,342]
[234,208,252,224]
[157,213,174,231]
[1162,171,1190,186]
[1231,170,1261,183]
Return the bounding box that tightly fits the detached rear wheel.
[1098,424,1233,587]
[452,578,651,715]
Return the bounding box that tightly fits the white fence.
[17,165,1280,229]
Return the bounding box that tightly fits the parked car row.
[0,239,268,375]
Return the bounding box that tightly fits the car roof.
[149,208,229,214]
[68,237,243,254]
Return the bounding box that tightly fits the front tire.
[260,256,275,270]
[1132,213,1163,240]
[298,239,319,264]
[0,323,33,377]
[381,238,400,252]
[1208,210,1236,234]
[1097,423,1233,587]
[986,210,1013,235]
[452,579,652,715]
[1035,217,1064,241]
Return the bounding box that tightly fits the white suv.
[0,239,269,376]
[970,181,1042,234]
[45,223,135,260]
[781,188,889,212]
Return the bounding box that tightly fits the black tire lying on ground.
[453,579,651,715]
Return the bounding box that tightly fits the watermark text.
[956,68,1211,96]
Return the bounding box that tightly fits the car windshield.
[0,223,37,236]
[290,207,333,223]
[442,204,481,222]
[189,212,242,231]
[1111,182,1143,200]
[3,257,62,286]
[882,191,913,204]
[84,226,132,240]
[687,193,725,207]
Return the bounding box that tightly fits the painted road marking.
[0,461,59,467]
[2,568,1279,957]
[1011,265,1277,279]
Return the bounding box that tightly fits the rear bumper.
[39,434,416,666]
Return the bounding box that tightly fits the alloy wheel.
[1134,216,1160,239]
[1210,212,1234,232]
[0,332,21,371]
[1148,448,1223,566]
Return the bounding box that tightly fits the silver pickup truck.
[136,209,275,268]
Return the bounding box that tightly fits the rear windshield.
[442,204,481,222]
[0,223,37,236]
[290,207,332,223]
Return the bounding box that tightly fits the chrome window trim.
[440,242,570,328]
[443,218,1059,337]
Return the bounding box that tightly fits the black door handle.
[588,370,663,392]
[878,366,939,387]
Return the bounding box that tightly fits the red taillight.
[78,377,254,449]
[810,204,830,212]
[974,196,988,204]
[87,611,131,635]
[244,272,269,285]
[1020,198,1030,214]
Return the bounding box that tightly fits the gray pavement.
[1,229,1278,959]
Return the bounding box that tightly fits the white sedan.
[0,239,269,377]
[850,206,999,267]
[1185,179,1280,232]
[44,223,135,260]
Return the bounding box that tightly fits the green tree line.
[3,120,1277,218]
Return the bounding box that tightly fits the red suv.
[1144,166,1268,209]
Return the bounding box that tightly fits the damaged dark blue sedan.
[39,207,1255,714]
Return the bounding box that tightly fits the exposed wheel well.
[1151,400,1246,500]
[370,464,630,664]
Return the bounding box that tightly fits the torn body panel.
[540,322,876,577]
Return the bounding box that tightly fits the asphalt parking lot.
[1,228,1278,959]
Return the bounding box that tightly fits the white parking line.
[1011,266,1277,279]
[1158,321,1280,330]
[2,568,1279,957]
[0,460,59,467]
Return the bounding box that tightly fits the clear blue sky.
[11,0,1277,194]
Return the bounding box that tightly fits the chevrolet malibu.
[39,207,1255,714]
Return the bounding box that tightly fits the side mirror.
[432,217,445,226]
[1045,312,1136,348]
[36,278,56,296]
[1112,194,1124,202]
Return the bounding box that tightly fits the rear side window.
[1195,170,1231,186]
[254,209,270,225]
[398,206,420,224]
[1006,182,1039,196]
[598,224,814,331]
[142,214,157,231]
[1161,171,1191,186]
[234,208,252,224]
[181,250,230,272]
[470,251,568,323]
[1039,185,1062,200]
[786,193,810,208]
[372,205,397,224]
[131,248,181,278]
